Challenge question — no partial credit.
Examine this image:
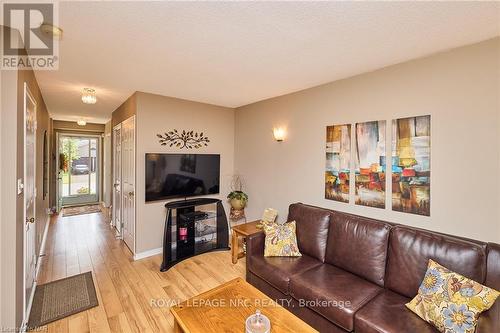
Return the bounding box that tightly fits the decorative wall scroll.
[157,129,210,149]
[355,121,386,208]
[325,124,351,203]
[392,115,430,216]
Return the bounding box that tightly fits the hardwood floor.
[34,209,245,333]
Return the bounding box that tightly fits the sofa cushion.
[289,264,382,331]
[263,221,301,257]
[354,289,438,333]
[385,226,487,298]
[325,211,391,286]
[476,243,500,333]
[406,259,499,333]
[248,253,322,294]
[287,203,331,262]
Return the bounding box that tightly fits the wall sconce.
[273,127,286,142]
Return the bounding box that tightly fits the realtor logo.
[1,2,59,70]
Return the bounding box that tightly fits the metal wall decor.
[157,129,210,149]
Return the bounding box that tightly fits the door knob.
[26,217,35,223]
[128,191,134,197]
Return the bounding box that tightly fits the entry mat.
[28,271,98,329]
[62,204,102,217]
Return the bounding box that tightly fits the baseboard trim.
[133,247,162,261]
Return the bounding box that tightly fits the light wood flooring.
[34,208,245,332]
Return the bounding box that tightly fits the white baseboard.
[133,247,162,261]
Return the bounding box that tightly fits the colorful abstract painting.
[392,115,430,216]
[325,124,351,203]
[355,121,386,208]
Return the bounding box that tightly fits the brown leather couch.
[246,203,499,333]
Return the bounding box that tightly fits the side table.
[231,220,262,264]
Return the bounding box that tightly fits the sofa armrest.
[246,231,265,269]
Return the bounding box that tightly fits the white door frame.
[56,132,101,208]
[23,82,37,326]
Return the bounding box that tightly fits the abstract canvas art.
[325,124,351,203]
[392,115,430,216]
[355,121,386,208]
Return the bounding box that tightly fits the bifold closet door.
[121,116,136,252]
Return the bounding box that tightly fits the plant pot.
[230,198,246,210]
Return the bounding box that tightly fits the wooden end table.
[171,277,318,333]
[231,220,262,264]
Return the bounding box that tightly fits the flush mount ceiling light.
[82,88,97,104]
[77,120,87,126]
[40,22,63,40]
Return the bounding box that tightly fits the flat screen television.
[145,153,220,202]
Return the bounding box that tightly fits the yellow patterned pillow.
[263,221,301,257]
[406,259,499,333]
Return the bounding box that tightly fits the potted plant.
[227,175,248,211]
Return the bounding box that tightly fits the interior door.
[24,83,37,321]
[121,116,135,252]
[112,124,122,235]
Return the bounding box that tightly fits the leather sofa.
[246,203,499,333]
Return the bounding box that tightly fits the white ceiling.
[35,1,500,124]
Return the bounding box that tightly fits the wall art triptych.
[324,115,430,216]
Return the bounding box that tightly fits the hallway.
[35,210,245,332]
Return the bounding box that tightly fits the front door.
[24,83,37,321]
[121,116,135,252]
[112,124,122,235]
[58,135,99,207]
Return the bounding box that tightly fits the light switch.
[17,178,24,194]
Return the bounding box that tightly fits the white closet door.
[121,116,135,252]
[112,124,122,235]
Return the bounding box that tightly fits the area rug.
[62,204,101,217]
[28,272,98,329]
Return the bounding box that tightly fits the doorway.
[57,134,100,208]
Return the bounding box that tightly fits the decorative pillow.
[263,221,301,257]
[406,259,499,333]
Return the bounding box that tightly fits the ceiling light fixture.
[82,88,97,104]
[40,22,63,40]
[77,120,87,126]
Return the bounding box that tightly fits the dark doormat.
[28,271,98,329]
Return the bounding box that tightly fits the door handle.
[26,217,35,224]
[128,191,134,197]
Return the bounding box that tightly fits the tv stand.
[160,198,230,271]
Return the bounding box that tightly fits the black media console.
[160,197,230,271]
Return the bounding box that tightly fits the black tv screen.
[145,153,220,202]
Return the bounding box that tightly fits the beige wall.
[135,92,235,254]
[112,93,137,128]
[1,30,20,329]
[53,120,105,132]
[235,37,500,243]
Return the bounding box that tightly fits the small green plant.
[228,175,248,204]
[227,190,248,203]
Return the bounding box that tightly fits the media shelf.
[160,198,230,271]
